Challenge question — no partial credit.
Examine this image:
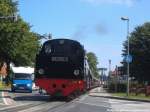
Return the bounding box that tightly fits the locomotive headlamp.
[38,69,44,75]
[74,70,79,76]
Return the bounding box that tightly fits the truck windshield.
[14,73,32,79]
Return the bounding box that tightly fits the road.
[0,90,110,112]
[45,95,111,112]
[0,89,150,112]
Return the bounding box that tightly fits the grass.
[0,84,5,90]
[0,81,10,90]
[112,92,150,100]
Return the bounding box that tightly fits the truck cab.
[11,67,34,93]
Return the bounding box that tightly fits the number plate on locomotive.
[51,57,68,62]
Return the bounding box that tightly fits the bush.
[108,82,126,93]
[117,83,126,92]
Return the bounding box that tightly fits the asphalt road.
[46,95,111,112]
[0,89,150,112]
[0,90,110,112]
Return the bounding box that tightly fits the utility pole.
[48,33,52,40]
[121,16,130,96]
[109,60,111,76]
[40,33,52,40]
[99,68,107,85]
[115,65,118,93]
[107,59,111,88]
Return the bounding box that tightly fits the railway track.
[0,88,86,112]
[0,94,79,112]
[0,101,69,112]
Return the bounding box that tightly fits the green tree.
[86,52,99,77]
[0,0,40,84]
[0,0,40,67]
[122,22,150,84]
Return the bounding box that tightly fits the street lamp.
[108,59,111,76]
[121,16,130,96]
[39,33,52,40]
[0,14,18,22]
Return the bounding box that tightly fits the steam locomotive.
[35,39,99,97]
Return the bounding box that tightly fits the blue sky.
[18,0,150,72]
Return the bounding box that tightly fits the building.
[0,62,7,80]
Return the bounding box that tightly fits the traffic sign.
[125,54,132,63]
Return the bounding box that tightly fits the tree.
[86,52,99,77]
[13,31,40,66]
[122,22,150,84]
[0,0,40,84]
[0,0,40,67]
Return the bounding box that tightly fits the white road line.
[18,102,64,112]
[2,92,9,105]
[18,104,49,112]
[2,91,16,105]
[0,103,29,111]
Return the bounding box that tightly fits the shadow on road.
[0,89,10,92]
[13,95,68,102]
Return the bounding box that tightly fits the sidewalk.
[89,86,111,97]
[89,87,150,103]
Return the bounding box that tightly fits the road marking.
[18,103,50,112]
[109,99,150,112]
[2,91,16,105]
[75,101,111,109]
[2,92,9,105]
[18,102,65,112]
[0,103,29,111]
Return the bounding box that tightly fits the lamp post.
[108,59,111,76]
[0,14,18,22]
[121,17,130,96]
[39,33,52,40]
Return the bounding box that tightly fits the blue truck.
[11,67,34,93]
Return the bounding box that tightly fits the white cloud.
[83,0,137,6]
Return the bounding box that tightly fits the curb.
[89,94,150,103]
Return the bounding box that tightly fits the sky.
[17,0,150,73]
